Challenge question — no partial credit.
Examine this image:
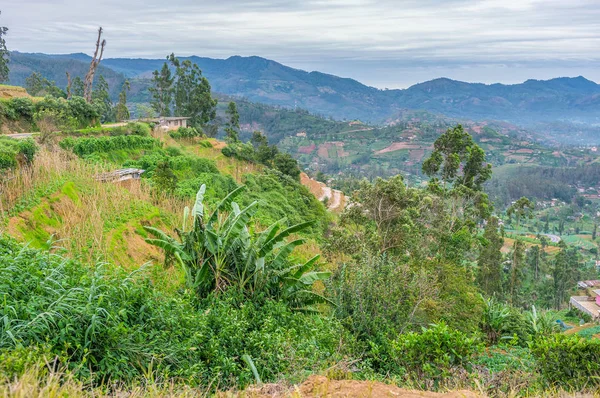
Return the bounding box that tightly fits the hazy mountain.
[7,52,600,129]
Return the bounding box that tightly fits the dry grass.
[0,147,187,267]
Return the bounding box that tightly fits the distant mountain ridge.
[7,52,600,126]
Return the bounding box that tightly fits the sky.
[2,0,599,88]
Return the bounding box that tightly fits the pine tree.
[477,216,504,297]
[544,213,549,233]
[593,224,597,241]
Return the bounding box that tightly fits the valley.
[1,16,600,397]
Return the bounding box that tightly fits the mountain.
[7,52,600,129]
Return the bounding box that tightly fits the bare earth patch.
[238,376,480,398]
[375,142,424,155]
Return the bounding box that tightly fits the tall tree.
[169,54,217,126]
[84,27,106,103]
[0,11,8,83]
[225,101,240,143]
[92,75,113,122]
[65,72,72,99]
[72,76,85,97]
[422,124,492,191]
[149,62,173,117]
[114,80,131,121]
[507,197,534,232]
[551,242,573,310]
[477,216,504,297]
[25,72,66,98]
[508,239,525,306]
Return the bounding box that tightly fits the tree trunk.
[83,27,106,103]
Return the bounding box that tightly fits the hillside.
[8,52,600,134]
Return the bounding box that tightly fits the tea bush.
[388,323,482,383]
[531,334,600,390]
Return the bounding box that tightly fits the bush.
[64,135,160,157]
[531,334,600,390]
[169,126,202,139]
[0,138,37,169]
[389,323,482,382]
[0,236,350,388]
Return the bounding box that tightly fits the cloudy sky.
[2,0,599,88]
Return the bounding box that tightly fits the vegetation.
[2,40,600,396]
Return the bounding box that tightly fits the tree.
[507,197,534,232]
[91,75,113,122]
[225,101,240,143]
[149,62,173,117]
[25,72,66,98]
[422,124,492,191]
[551,242,574,310]
[274,153,301,180]
[593,224,597,241]
[508,239,525,306]
[544,213,550,234]
[477,217,504,297]
[72,76,85,97]
[84,27,106,103]
[169,54,217,126]
[114,80,130,121]
[0,11,8,83]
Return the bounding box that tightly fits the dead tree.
[66,72,72,99]
[83,27,106,103]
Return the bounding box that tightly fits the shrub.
[169,126,202,139]
[0,138,37,169]
[66,135,160,157]
[531,334,600,390]
[127,122,151,136]
[389,323,482,383]
[0,235,349,388]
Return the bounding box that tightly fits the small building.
[157,117,190,130]
[96,168,145,183]
[134,117,191,131]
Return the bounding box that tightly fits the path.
[300,172,345,212]
[543,234,561,243]
[3,133,34,140]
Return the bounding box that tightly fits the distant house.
[134,117,191,131]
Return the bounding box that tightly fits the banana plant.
[143,184,332,310]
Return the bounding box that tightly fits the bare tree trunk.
[83,27,106,103]
[66,72,72,100]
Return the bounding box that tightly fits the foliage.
[61,135,160,157]
[477,217,504,297]
[531,334,600,390]
[152,160,178,194]
[0,236,347,388]
[0,137,37,169]
[169,126,202,139]
[144,184,331,310]
[389,323,482,383]
[25,72,66,98]
[114,80,130,121]
[225,101,240,143]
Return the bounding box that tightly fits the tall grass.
[0,147,188,265]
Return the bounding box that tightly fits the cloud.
[1,0,599,87]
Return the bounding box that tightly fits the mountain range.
[7,51,600,127]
